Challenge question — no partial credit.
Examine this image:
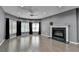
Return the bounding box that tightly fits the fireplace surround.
[50,26,69,43]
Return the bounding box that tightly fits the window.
[32,23,39,32]
[21,22,29,33]
[12,21,16,34]
[9,20,12,34]
[9,20,16,34]
[25,23,29,32]
[21,22,25,32]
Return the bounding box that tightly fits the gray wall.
[41,9,77,42]
[0,7,5,43]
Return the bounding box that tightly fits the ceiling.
[2,6,79,19]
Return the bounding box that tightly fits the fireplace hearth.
[52,27,66,43]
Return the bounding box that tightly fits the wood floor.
[0,35,79,52]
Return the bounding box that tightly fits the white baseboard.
[41,34,79,45]
[69,41,79,45]
[0,39,5,46]
[10,36,16,39]
[41,34,51,37]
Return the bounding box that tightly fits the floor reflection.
[8,39,17,52]
[20,37,30,48]
[31,36,40,52]
[31,36,40,47]
[20,36,31,51]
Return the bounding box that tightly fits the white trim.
[69,41,79,45]
[41,34,50,37]
[41,34,79,45]
[0,39,5,46]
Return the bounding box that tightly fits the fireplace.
[52,28,66,43]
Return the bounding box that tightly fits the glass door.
[21,22,29,34]
[32,23,39,33]
[9,20,17,38]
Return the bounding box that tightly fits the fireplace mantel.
[50,26,69,43]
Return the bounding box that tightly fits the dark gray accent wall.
[41,9,77,42]
[77,8,79,42]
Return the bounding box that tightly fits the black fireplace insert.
[52,28,66,43]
